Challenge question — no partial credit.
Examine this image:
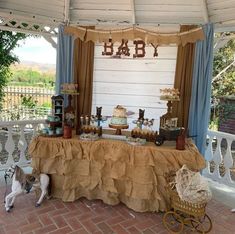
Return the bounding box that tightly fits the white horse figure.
[4,165,50,212]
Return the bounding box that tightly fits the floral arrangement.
[160,88,180,101]
[65,112,75,127]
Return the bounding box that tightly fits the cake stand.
[109,124,129,135]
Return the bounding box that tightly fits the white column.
[221,138,235,186]
[5,125,15,167]
[211,136,223,180]
[18,123,28,165]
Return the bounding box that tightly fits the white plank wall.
[92,43,177,130]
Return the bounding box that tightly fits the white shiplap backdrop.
[92,43,177,130]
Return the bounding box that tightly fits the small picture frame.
[164,118,178,128]
[170,118,178,128]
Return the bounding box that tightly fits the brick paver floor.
[0,186,234,234]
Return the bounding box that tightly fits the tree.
[0,30,27,109]
[212,37,235,98]
[210,35,235,129]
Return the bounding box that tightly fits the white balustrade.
[0,120,46,170]
[203,130,235,188]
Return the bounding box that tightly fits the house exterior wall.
[92,43,177,130]
[219,97,235,134]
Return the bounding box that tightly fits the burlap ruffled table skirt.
[29,136,205,212]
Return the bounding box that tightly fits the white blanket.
[175,165,212,204]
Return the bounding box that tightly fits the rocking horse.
[4,165,50,212]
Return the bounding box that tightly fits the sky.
[13,36,57,65]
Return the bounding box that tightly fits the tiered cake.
[110,105,127,125]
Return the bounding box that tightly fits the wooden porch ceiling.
[0,0,235,36]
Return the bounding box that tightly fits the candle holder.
[133,118,154,131]
[79,114,105,136]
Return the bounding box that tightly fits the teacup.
[56,127,62,135]
[47,115,60,122]
[48,129,54,135]
[42,128,48,134]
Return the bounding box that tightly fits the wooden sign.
[151,43,159,57]
[102,40,159,58]
[102,39,113,56]
[116,39,130,56]
[133,40,145,58]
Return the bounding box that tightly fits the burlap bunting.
[64,26,204,46]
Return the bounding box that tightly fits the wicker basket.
[168,184,207,217]
[163,172,212,233]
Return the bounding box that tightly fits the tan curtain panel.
[73,37,95,129]
[172,25,196,129]
[65,26,204,46]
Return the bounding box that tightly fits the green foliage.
[0,30,27,109]
[218,100,235,122]
[212,38,235,99]
[5,104,21,121]
[40,102,51,108]
[20,95,38,109]
[210,36,235,130]
[209,117,219,130]
[9,68,55,89]
[212,72,235,97]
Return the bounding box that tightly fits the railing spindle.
[5,125,15,167]
[0,120,46,170]
[18,124,28,165]
[204,133,214,176]
[222,138,234,185]
[212,136,223,179]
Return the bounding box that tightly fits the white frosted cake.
[110,105,127,125]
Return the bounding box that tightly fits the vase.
[63,125,72,139]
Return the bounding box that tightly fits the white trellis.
[0,14,58,48]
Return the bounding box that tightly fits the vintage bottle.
[176,128,186,150]
[63,125,72,139]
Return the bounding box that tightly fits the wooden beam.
[0,9,61,26]
[43,35,57,49]
[210,14,235,23]
[201,0,209,23]
[130,0,136,25]
[207,0,235,10]
[215,24,235,32]
[64,0,70,24]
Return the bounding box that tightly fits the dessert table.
[28,135,205,212]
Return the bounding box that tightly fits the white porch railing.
[0,120,46,170]
[203,130,235,188]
